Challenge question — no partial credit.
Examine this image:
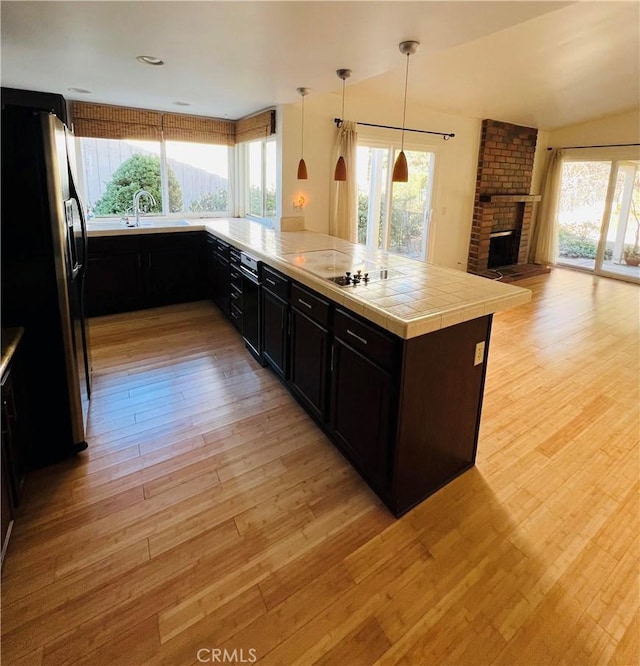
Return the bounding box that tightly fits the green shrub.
[94,154,182,215]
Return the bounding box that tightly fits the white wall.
[279,90,483,270]
[547,109,640,148]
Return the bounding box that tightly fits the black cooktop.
[327,268,400,287]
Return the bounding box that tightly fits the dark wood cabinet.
[85,237,144,316]
[1,443,14,567]
[145,234,205,306]
[228,251,243,332]
[330,327,394,490]
[1,328,28,567]
[261,266,290,380]
[211,237,231,318]
[290,303,330,422]
[85,232,206,316]
[206,235,217,298]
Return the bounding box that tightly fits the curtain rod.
[334,117,455,140]
[547,142,640,151]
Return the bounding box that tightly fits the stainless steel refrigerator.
[2,98,91,468]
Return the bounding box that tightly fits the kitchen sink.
[136,220,191,227]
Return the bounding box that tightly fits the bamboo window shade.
[235,109,276,143]
[72,102,276,146]
[72,103,162,141]
[161,113,235,145]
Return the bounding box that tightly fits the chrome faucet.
[133,190,157,227]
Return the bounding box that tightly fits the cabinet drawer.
[215,239,230,259]
[229,265,242,290]
[334,309,396,371]
[230,304,242,330]
[262,265,290,300]
[230,284,242,309]
[229,247,241,266]
[291,284,329,327]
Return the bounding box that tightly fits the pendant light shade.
[334,155,347,181]
[392,150,408,182]
[297,87,309,180]
[334,69,351,181]
[392,41,419,183]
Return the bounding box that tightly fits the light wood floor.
[2,267,638,666]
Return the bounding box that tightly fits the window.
[357,143,435,261]
[72,102,276,222]
[557,157,640,281]
[245,138,276,221]
[166,141,230,214]
[78,138,163,218]
[76,137,231,218]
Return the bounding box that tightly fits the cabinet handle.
[298,298,312,310]
[347,329,368,345]
[266,278,276,286]
[138,255,142,270]
[148,255,152,268]
[330,345,335,372]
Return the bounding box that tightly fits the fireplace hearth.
[467,119,542,279]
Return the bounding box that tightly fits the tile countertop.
[1,327,24,377]
[87,217,532,339]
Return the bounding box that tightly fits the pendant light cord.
[400,52,410,152]
[301,95,305,158]
[341,78,346,121]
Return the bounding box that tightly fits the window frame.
[74,135,235,220]
[356,136,438,262]
[242,136,277,225]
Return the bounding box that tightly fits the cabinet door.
[290,308,329,422]
[206,240,217,299]
[214,255,230,317]
[145,243,204,306]
[84,250,144,316]
[262,289,288,379]
[331,338,393,487]
[1,370,24,505]
[1,444,14,567]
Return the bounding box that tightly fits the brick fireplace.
[467,119,542,277]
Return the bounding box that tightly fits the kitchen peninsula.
[87,218,531,515]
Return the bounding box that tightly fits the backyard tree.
[94,154,182,215]
[189,190,228,213]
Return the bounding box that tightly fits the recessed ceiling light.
[173,101,191,106]
[136,55,164,66]
[68,87,91,94]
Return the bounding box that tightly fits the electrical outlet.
[474,341,485,366]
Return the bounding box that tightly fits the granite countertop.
[1,327,24,377]
[88,217,531,339]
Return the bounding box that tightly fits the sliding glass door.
[557,158,639,282]
[356,143,435,261]
[600,161,640,279]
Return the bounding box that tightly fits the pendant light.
[334,69,351,181]
[296,87,310,179]
[392,40,420,183]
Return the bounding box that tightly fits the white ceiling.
[1,1,638,130]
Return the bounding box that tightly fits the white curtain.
[530,148,564,264]
[329,120,358,242]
